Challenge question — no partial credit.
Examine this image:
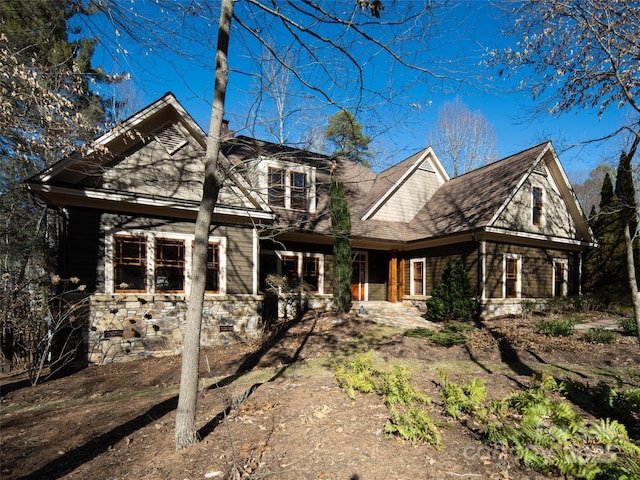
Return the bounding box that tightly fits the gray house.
[27,93,594,363]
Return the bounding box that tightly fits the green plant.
[334,351,378,399]
[438,370,486,420]
[384,407,442,448]
[534,317,575,336]
[619,314,638,334]
[404,321,473,347]
[425,257,479,322]
[335,353,441,448]
[477,373,640,479]
[582,327,616,344]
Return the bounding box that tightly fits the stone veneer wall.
[87,294,263,364]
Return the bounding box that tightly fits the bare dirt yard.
[1,312,639,480]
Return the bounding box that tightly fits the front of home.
[27,93,593,364]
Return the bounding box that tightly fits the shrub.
[582,327,616,344]
[534,318,575,336]
[425,257,479,322]
[619,314,638,334]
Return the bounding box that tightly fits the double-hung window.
[110,233,226,295]
[532,186,543,226]
[114,236,147,292]
[155,238,185,292]
[553,259,568,297]
[264,161,315,212]
[410,258,426,296]
[268,167,286,207]
[276,251,323,293]
[303,256,320,292]
[504,255,521,299]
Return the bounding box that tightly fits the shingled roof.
[405,142,551,241]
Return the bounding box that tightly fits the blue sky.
[87,1,630,183]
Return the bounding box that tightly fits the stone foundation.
[86,294,263,364]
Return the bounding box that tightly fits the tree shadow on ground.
[17,311,319,480]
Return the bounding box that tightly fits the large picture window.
[114,236,147,292]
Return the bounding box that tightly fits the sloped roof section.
[406,142,550,240]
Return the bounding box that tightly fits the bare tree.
[492,0,640,340]
[429,97,497,177]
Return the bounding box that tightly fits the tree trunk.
[175,0,234,451]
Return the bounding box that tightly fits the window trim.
[553,258,568,297]
[503,254,522,299]
[106,231,226,295]
[275,251,324,294]
[410,257,426,296]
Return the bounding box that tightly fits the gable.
[364,148,448,222]
[489,146,592,243]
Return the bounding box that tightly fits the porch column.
[388,250,398,303]
[398,253,405,300]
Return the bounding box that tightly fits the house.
[27,93,594,363]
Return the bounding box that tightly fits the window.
[263,161,315,212]
[553,259,568,297]
[410,258,426,296]
[155,238,185,292]
[268,167,286,207]
[206,243,220,293]
[275,251,324,293]
[532,186,543,226]
[108,232,226,295]
[504,255,521,299]
[114,236,147,292]
[282,255,299,281]
[290,172,307,210]
[303,256,320,292]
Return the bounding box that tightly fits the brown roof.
[405,142,549,241]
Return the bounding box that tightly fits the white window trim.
[503,253,522,299]
[410,257,427,296]
[532,185,545,227]
[262,158,316,213]
[275,250,324,294]
[553,258,568,297]
[105,230,226,295]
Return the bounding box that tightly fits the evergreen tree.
[425,257,478,322]
[330,173,352,313]
[583,172,629,297]
[324,110,372,167]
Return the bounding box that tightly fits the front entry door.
[351,254,366,301]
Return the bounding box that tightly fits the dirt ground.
[1,312,639,480]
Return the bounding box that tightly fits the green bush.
[619,314,638,334]
[582,327,616,344]
[534,318,575,336]
[425,257,479,322]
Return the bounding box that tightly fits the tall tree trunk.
[175,0,234,450]
[615,134,640,346]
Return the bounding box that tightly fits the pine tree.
[426,257,478,322]
[330,174,352,313]
[324,110,372,167]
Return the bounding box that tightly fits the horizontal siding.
[484,242,577,299]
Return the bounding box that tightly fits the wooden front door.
[351,254,366,301]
